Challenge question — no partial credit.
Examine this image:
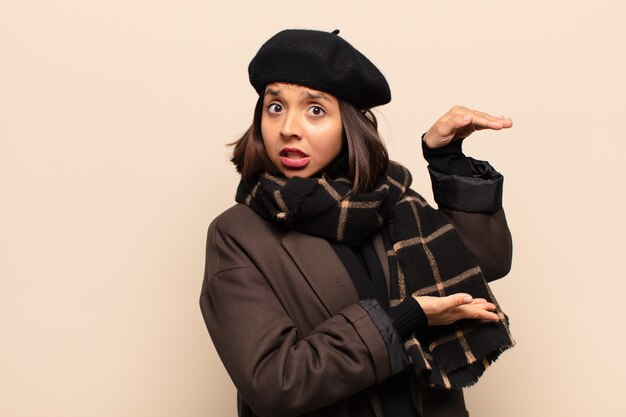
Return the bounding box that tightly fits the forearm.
[422,135,513,281]
[439,208,512,281]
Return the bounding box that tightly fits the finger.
[445,293,473,309]
[469,299,496,310]
[485,115,512,128]
[458,306,499,322]
[450,106,512,126]
[463,113,507,131]
[482,311,500,322]
[466,301,497,311]
[472,110,513,128]
[498,115,513,127]
[469,298,493,307]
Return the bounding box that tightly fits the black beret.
[248,29,391,109]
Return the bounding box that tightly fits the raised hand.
[423,105,513,149]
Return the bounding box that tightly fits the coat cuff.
[357,299,411,377]
[428,158,503,213]
[421,134,504,213]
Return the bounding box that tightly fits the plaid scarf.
[235,161,514,388]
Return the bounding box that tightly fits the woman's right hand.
[413,293,500,326]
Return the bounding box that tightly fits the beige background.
[1,0,625,416]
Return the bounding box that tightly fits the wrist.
[389,296,429,336]
[421,131,438,149]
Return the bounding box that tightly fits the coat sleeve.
[439,207,512,282]
[421,137,513,282]
[199,217,410,417]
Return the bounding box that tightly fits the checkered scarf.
[235,161,514,388]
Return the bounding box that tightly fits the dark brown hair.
[230,95,389,193]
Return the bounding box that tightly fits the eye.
[308,105,325,117]
[267,103,282,114]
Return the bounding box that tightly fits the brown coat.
[200,203,512,417]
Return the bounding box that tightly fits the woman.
[200,28,514,417]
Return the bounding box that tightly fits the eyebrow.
[304,90,331,103]
[264,88,281,97]
[264,87,331,103]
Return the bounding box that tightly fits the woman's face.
[261,82,343,179]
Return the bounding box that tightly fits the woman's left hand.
[423,105,513,149]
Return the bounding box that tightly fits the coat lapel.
[281,230,358,316]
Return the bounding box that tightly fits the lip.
[279,147,310,169]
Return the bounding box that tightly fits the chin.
[282,170,313,179]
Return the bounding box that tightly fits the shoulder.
[211,204,265,231]
[209,204,281,240]
[205,204,286,274]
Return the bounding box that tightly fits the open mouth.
[280,148,308,158]
[279,148,310,169]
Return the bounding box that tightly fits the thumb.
[447,293,473,308]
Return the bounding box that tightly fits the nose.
[280,111,302,139]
